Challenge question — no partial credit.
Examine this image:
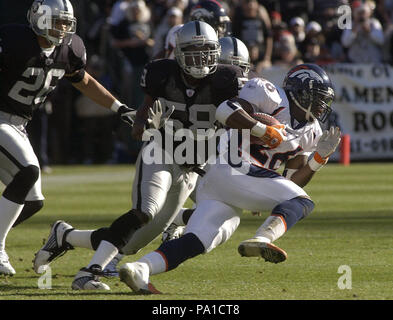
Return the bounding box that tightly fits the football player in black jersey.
[33,21,284,290]
[0,0,136,275]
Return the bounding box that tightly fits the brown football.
[251,113,281,126]
[250,113,281,146]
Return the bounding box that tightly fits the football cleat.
[0,250,16,276]
[161,223,186,243]
[238,239,287,264]
[71,265,110,290]
[103,253,124,277]
[33,220,74,273]
[119,262,161,295]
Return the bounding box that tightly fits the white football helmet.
[219,37,250,75]
[28,0,77,46]
[175,21,221,79]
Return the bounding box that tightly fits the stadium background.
[2,0,393,168]
[0,0,393,301]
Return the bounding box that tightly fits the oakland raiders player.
[117,64,341,294]
[33,21,284,290]
[0,0,136,275]
[160,35,252,243]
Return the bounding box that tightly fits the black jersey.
[140,59,245,165]
[0,24,86,120]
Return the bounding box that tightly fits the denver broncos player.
[33,21,284,290]
[117,64,341,294]
[0,0,135,276]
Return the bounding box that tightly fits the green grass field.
[0,163,392,300]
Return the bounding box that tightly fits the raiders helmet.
[219,37,250,75]
[283,64,335,123]
[189,0,231,37]
[28,0,77,46]
[175,21,221,79]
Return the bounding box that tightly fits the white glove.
[147,99,175,130]
[309,126,341,171]
[316,126,342,158]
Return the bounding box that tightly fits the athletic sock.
[139,251,167,275]
[87,240,118,269]
[65,230,94,249]
[0,196,24,251]
[254,215,287,242]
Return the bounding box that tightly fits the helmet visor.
[311,87,334,123]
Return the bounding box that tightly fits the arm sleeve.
[65,34,87,82]
[140,61,166,98]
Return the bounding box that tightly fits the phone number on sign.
[351,137,393,153]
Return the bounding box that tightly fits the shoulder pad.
[211,64,245,90]
[66,34,87,72]
[239,77,282,114]
[140,59,176,94]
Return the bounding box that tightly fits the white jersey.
[164,24,183,59]
[228,77,323,171]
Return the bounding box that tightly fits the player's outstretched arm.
[284,127,341,187]
[71,71,136,126]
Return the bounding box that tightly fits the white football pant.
[0,112,44,201]
[121,142,198,254]
[185,162,308,252]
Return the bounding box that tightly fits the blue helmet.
[283,64,334,123]
[189,0,231,38]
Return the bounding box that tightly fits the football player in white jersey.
[117,63,342,294]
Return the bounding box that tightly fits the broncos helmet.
[219,37,250,75]
[28,0,77,46]
[189,0,231,37]
[175,21,221,79]
[283,64,334,123]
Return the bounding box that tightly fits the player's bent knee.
[272,196,315,230]
[3,165,40,204]
[12,200,44,227]
[91,209,150,250]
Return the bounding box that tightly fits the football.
[251,112,281,126]
[249,113,282,146]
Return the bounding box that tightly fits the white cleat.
[162,223,186,242]
[238,238,287,263]
[103,253,124,277]
[71,265,110,290]
[119,262,161,295]
[33,220,74,273]
[0,251,16,276]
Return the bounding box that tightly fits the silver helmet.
[175,21,221,79]
[219,37,250,74]
[27,0,77,46]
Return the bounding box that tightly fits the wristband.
[110,100,123,113]
[215,100,242,125]
[308,152,328,171]
[251,122,267,137]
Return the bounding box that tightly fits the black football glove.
[117,105,137,127]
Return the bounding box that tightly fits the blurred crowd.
[4,0,393,169]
